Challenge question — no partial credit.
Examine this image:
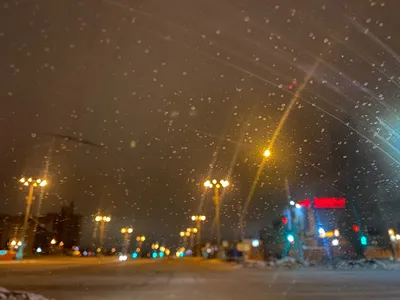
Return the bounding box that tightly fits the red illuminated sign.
[298,199,311,208]
[297,197,346,209]
[313,197,345,209]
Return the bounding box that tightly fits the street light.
[17,177,48,260]
[191,215,206,256]
[239,148,273,241]
[191,215,206,222]
[121,227,133,234]
[204,179,229,247]
[135,235,145,256]
[186,227,197,250]
[136,235,145,242]
[263,149,271,157]
[121,227,134,255]
[95,214,111,252]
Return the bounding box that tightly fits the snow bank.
[275,257,298,268]
[235,260,267,268]
[335,258,400,270]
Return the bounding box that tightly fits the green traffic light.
[287,234,295,244]
[360,235,367,246]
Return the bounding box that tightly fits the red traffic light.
[352,224,360,232]
[282,217,288,224]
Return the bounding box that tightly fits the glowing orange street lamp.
[263,149,271,157]
[204,179,229,246]
[17,177,48,260]
[191,215,206,256]
[95,214,111,251]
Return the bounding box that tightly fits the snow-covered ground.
[236,257,400,271]
[1,258,399,300]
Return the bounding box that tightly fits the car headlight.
[119,255,127,261]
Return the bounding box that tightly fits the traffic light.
[286,234,295,244]
[360,235,367,246]
[132,252,138,259]
[273,216,288,230]
[152,252,157,259]
[352,224,360,232]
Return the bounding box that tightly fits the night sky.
[1,0,400,247]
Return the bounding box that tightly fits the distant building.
[0,215,35,251]
[0,202,82,254]
[52,202,81,249]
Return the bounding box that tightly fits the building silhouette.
[0,202,81,254]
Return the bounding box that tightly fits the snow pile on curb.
[234,260,267,268]
[244,261,267,268]
[276,257,298,268]
[236,257,309,269]
[232,257,400,271]
[335,258,400,270]
[0,287,51,300]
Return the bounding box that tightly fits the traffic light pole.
[284,179,304,263]
[293,209,304,263]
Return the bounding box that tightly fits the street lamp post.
[186,228,198,251]
[17,177,47,260]
[136,235,146,255]
[95,215,111,252]
[240,150,271,241]
[191,215,206,256]
[121,227,133,255]
[204,179,229,248]
[179,231,189,248]
[151,243,160,251]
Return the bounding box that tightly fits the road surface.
[0,258,399,299]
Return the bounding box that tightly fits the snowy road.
[0,258,399,300]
